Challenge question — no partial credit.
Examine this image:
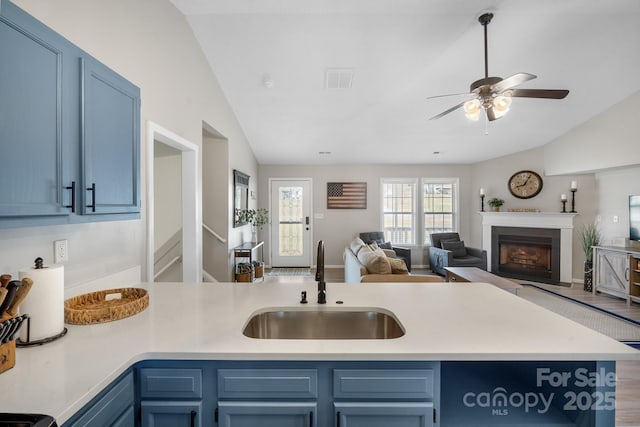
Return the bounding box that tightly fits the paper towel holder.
[16,318,67,347]
[15,257,68,347]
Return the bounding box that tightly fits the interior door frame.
[146,121,201,282]
[268,178,313,268]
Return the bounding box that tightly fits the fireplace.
[481,212,577,284]
[491,226,561,284]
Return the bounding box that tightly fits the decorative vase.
[251,227,258,243]
[491,206,501,212]
[583,260,593,292]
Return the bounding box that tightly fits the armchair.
[359,232,412,272]
[428,232,487,276]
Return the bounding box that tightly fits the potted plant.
[237,208,270,242]
[487,198,504,212]
[580,223,601,292]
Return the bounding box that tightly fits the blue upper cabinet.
[0,1,77,218]
[81,56,141,215]
[0,0,140,227]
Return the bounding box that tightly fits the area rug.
[519,285,640,346]
[268,268,312,277]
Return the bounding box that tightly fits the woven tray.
[64,288,149,325]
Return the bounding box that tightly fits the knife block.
[0,313,17,374]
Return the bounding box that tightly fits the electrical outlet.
[54,239,68,263]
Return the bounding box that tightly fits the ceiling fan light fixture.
[493,95,512,112]
[464,98,481,121]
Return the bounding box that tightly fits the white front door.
[270,179,312,267]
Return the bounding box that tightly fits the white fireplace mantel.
[480,212,578,283]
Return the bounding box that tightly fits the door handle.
[190,410,196,427]
[65,181,76,213]
[86,183,96,212]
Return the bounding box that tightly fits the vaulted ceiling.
[170,0,640,165]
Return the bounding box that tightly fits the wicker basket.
[64,288,149,325]
[235,272,254,282]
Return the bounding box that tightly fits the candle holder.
[570,189,577,213]
[480,194,485,212]
[561,200,567,213]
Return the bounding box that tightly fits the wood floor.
[266,267,640,426]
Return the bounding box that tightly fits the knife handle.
[0,274,11,288]
[0,288,7,310]
[0,280,20,316]
[6,277,33,317]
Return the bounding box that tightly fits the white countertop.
[1,281,638,423]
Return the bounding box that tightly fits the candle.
[570,181,577,190]
[480,188,485,196]
[561,194,567,201]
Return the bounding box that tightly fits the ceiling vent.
[325,68,354,89]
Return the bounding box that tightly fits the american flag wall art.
[327,182,367,209]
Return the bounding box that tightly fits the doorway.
[270,179,312,267]
[146,121,201,282]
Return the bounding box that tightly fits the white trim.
[479,212,578,283]
[268,177,314,267]
[146,121,202,283]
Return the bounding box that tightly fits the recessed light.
[433,151,440,155]
[319,151,331,155]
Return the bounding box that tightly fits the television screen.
[630,195,640,241]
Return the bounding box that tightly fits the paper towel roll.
[18,263,65,342]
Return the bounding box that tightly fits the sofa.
[344,237,443,283]
[427,232,487,276]
[359,231,412,272]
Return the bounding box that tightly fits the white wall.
[594,165,640,245]
[1,0,256,289]
[544,90,640,175]
[154,144,182,252]
[258,164,472,267]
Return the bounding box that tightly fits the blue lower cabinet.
[335,402,434,427]
[111,406,135,427]
[140,401,202,427]
[217,401,317,427]
[63,371,134,427]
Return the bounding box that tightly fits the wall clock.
[508,170,543,199]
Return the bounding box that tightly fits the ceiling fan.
[428,12,569,122]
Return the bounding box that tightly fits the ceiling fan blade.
[486,106,498,122]
[490,73,537,93]
[508,88,569,99]
[426,92,470,100]
[428,100,468,120]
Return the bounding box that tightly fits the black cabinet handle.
[336,411,341,427]
[309,411,313,427]
[65,181,76,213]
[86,183,96,212]
[190,410,196,427]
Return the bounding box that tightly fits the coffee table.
[444,267,522,295]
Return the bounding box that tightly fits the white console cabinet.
[593,246,640,305]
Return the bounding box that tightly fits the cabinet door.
[111,406,135,427]
[218,401,316,427]
[595,249,630,297]
[141,401,202,427]
[81,55,140,214]
[0,2,76,218]
[335,402,433,427]
[65,371,134,427]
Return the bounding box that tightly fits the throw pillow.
[350,237,366,256]
[439,238,460,249]
[441,240,467,258]
[388,258,409,274]
[357,245,392,274]
[378,241,393,250]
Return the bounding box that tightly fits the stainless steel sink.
[243,308,405,339]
